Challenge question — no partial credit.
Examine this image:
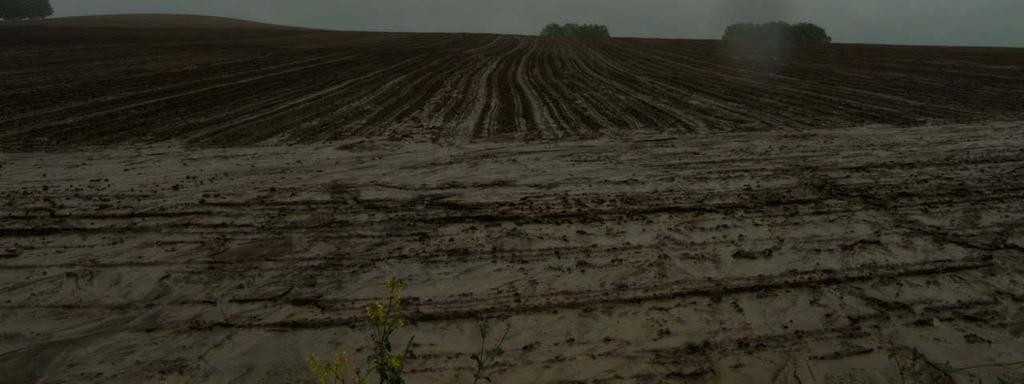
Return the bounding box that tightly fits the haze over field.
[51,0,1024,47]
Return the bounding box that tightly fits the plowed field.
[2,19,1023,149]
[2,16,1024,384]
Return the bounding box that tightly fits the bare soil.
[1,15,1024,384]
[2,15,1023,149]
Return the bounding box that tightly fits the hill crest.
[3,13,308,30]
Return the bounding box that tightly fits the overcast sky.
[52,0,1024,47]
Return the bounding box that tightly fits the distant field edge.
[0,13,319,31]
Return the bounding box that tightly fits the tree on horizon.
[0,0,54,21]
[723,21,831,45]
[540,23,610,38]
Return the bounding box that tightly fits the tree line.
[723,21,832,44]
[0,0,53,20]
[540,23,610,38]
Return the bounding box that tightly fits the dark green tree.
[0,0,53,21]
[541,23,565,37]
[540,22,610,38]
[722,21,831,45]
[790,22,832,43]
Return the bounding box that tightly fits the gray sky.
[52,0,1024,47]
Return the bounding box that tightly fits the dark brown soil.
[1,16,1022,150]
